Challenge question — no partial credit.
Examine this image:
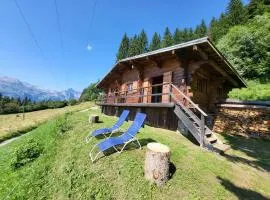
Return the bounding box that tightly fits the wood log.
[89,115,99,123]
[144,142,171,186]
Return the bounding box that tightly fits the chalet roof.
[97,37,246,88]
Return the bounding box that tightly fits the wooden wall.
[103,56,236,114]
[101,105,179,130]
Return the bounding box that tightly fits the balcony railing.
[96,82,172,104]
[96,82,208,145]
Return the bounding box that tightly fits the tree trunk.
[89,115,99,123]
[144,142,171,186]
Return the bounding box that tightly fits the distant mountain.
[0,76,81,101]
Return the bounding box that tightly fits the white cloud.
[86,44,92,51]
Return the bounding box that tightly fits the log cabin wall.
[103,56,236,114]
[111,57,187,104]
[101,105,179,130]
[187,61,234,113]
[121,69,141,103]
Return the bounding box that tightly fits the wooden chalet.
[96,37,246,152]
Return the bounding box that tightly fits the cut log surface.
[89,115,99,123]
[144,142,171,187]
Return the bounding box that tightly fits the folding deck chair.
[85,110,129,143]
[89,112,146,162]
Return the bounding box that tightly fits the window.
[127,83,133,92]
[197,78,207,93]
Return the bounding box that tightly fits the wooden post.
[162,71,172,103]
[144,143,171,187]
[200,115,205,147]
[169,83,172,103]
[89,115,99,123]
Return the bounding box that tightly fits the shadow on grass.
[178,131,200,146]
[169,162,176,179]
[217,176,269,200]
[103,138,157,156]
[222,134,270,172]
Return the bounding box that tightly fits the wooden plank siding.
[101,104,179,130]
[103,56,230,113]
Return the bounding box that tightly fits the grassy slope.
[0,109,270,200]
[0,102,93,142]
[228,81,270,101]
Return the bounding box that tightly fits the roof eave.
[206,39,247,87]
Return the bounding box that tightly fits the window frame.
[126,82,133,93]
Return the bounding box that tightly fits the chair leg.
[85,134,92,144]
[89,151,102,163]
[135,137,141,149]
[112,145,119,153]
[119,142,129,154]
[89,144,102,162]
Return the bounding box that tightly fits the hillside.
[0,76,81,101]
[0,109,269,199]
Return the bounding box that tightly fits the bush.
[56,113,72,135]
[47,101,68,109]
[11,139,43,169]
[3,102,20,113]
[217,13,270,80]
[79,82,102,102]
[68,99,78,106]
[228,80,270,101]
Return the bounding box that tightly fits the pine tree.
[195,20,207,38]
[116,33,130,61]
[149,32,161,51]
[138,29,148,53]
[162,27,174,48]
[187,28,194,41]
[128,35,140,57]
[173,28,185,44]
[182,28,189,42]
[209,17,218,42]
[226,0,248,26]
[209,13,230,43]
[247,0,265,18]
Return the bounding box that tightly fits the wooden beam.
[193,45,208,61]
[119,62,132,71]
[146,56,163,68]
[208,60,238,87]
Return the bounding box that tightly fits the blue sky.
[0,0,249,91]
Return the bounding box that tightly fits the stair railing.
[170,83,207,147]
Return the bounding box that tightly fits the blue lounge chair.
[85,110,130,143]
[89,112,146,162]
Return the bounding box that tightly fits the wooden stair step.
[207,136,217,143]
[205,130,212,136]
[212,143,231,154]
[194,126,212,136]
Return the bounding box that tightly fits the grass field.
[0,109,270,199]
[0,102,94,142]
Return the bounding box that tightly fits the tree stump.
[89,115,99,123]
[144,142,171,186]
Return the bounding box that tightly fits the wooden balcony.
[96,82,180,107]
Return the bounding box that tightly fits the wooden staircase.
[170,84,230,154]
